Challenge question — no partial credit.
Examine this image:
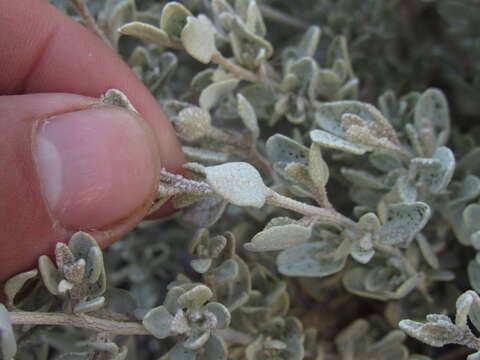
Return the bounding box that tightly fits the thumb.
[0,93,162,281]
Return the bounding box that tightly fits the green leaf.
[119,22,171,46]
[277,242,347,277]
[184,329,211,350]
[181,15,217,64]
[160,2,193,39]
[244,224,311,252]
[142,306,173,339]
[0,304,16,360]
[204,162,267,208]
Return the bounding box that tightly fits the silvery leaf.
[119,22,170,46]
[310,129,371,155]
[296,26,321,58]
[246,0,266,36]
[191,259,212,274]
[142,305,173,339]
[244,224,311,252]
[199,78,239,111]
[317,70,341,100]
[455,291,474,328]
[341,168,388,190]
[85,246,104,284]
[184,329,211,350]
[38,255,62,296]
[0,304,16,360]
[178,285,213,309]
[357,212,381,232]
[181,15,216,64]
[73,296,105,314]
[169,343,196,360]
[182,196,227,228]
[215,255,251,311]
[160,2,192,39]
[104,288,138,316]
[448,175,480,208]
[416,234,439,270]
[237,94,259,139]
[175,106,211,141]
[204,302,231,329]
[204,333,228,360]
[266,134,309,164]
[309,143,330,190]
[4,269,38,307]
[315,101,389,137]
[182,146,229,164]
[204,162,267,208]
[468,260,480,293]
[212,259,238,284]
[229,16,273,68]
[55,352,89,360]
[351,234,375,264]
[335,78,359,100]
[378,202,431,247]
[101,89,137,113]
[68,232,98,260]
[369,152,403,172]
[277,242,347,277]
[414,88,450,151]
[398,318,458,347]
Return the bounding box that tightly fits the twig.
[259,4,310,30]
[265,189,356,228]
[69,0,113,48]
[9,311,149,336]
[211,51,260,83]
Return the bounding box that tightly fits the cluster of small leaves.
[4,0,480,359]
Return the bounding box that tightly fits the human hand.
[0,0,185,282]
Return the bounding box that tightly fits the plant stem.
[69,0,112,47]
[9,311,149,336]
[259,4,310,30]
[265,189,356,228]
[211,51,260,83]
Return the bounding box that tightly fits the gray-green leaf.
[204,162,267,208]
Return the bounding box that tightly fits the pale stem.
[265,189,356,228]
[9,311,149,336]
[258,4,310,30]
[69,0,112,48]
[211,51,260,83]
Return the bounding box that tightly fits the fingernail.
[34,105,158,229]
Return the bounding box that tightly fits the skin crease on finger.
[0,1,186,282]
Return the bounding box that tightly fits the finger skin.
[0,0,184,171]
[0,94,162,282]
[0,1,185,281]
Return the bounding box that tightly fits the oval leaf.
[205,162,267,208]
